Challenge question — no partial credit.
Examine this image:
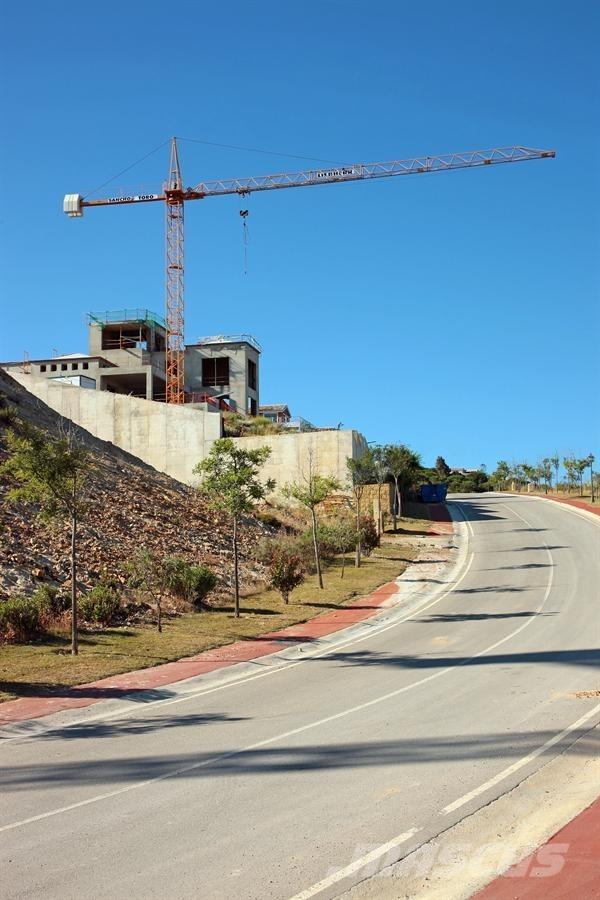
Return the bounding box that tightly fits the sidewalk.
[0,580,401,727]
[474,795,600,899]
[530,493,600,517]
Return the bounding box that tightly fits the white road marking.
[0,530,552,836]
[441,500,599,815]
[442,701,600,814]
[287,828,421,900]
[0,531,473,747]
[3,499,590,843]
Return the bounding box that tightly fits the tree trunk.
[355,495,362,568]
[341,553,345,579]
[311,507,323,589]
[233,515,240,617]
[157,594,162,633]
[282,591,289,605]
[70,509,78,656]
[392,478,398,532]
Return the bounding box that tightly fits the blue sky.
[1,0,598,471]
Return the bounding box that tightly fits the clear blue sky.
[1,0,598,471]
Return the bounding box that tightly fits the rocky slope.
[0,370,267,600]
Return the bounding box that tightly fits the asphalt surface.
[1,494,599,900]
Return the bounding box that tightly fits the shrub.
[164,557,217,610]
[359,515,379,557]
[79,581,122,625]
[298,527,337,571]
[0,405,19,426]
[256,536,306,604]
[319,519,358,577]
[0,597,44,643]
[33,584,69,619]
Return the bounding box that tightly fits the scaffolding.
[87,309,166,329]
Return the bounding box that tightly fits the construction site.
[2,141,554,490]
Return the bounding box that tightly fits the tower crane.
[64,141,555,404]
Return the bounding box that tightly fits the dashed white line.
[287,828,421,900]
[442,701,600,814]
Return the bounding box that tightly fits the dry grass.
[0,539,420,703]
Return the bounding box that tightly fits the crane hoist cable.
[239,209,249,275]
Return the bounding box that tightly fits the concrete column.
[146,370,153,401]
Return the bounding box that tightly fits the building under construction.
[2,309,261,415]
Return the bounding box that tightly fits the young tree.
[384,444,421,529]
[194,438,274,617]
[522,463,536,490]
[550,454,560,493]
[347,449,376,568]
[540,458,553,494]
[255,536,305,604]
[493,460,511,491]
[319,518,357,578]
[587,454,595,503]
[435,456,451,480]
[371,445,390,536]
[283,457,340,589]
[127,548,171,632]
[563,456,577,494]
[574,458,588,497]
[0,424,89,655]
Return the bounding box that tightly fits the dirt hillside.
[0,370,267,600]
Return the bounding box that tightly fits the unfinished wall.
[8,372,221,484]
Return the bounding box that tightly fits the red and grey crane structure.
[64,141,555,404]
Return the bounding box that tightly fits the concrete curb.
[344,730,600,900]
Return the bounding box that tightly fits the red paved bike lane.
[474,796,600,899]
[0,579,402,727]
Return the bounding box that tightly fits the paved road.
[1,495,599,900]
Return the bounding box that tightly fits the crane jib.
[312,167,357,179]
[107,194,161,204]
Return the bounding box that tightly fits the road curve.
[1,494,599,900]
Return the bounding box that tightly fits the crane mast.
[165,140,185,405]
[64,141,555,403]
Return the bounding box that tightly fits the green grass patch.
[0,540,418,703]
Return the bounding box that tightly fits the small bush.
[359,515,379,557]
[0,405,18,426]
[319,519,357,577]
[164,557,217,610]
[187,565,218,609]
[79,581,122,625]
[298,527,337,571]
[0,597,44,643]
[256,536,306,604]
[33,584,69,619]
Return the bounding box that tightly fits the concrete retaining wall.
[8,373,368,491]
[234,430,367,495]
[9,372,222,484]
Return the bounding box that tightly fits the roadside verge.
[0,505,466,733]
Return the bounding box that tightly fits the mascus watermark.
[329,840,569,882]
